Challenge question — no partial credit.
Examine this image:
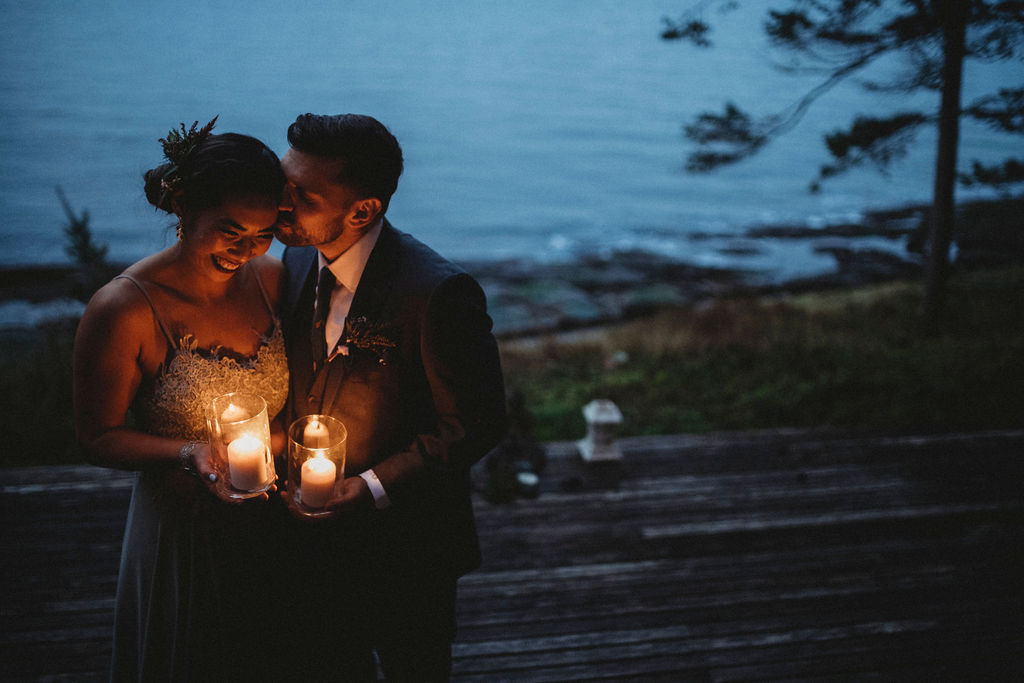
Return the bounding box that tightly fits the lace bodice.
[137,327,289,440]
[116,274,289,440]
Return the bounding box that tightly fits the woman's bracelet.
[178,441,202,476]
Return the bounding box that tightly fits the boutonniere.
[336,316,398,365]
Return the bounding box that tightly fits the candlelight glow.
[300,454,336,508]
[227,434,267,491]
[220,403,250,423]
[303,418,330,449]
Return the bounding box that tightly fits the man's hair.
[287,113,404,213]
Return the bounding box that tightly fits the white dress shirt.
[315,220,383,359]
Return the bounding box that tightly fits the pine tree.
[56,186,107,267]
[663,1,1024,318]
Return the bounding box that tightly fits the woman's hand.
[191,442,276,504]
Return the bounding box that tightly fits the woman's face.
[180,194,279,278]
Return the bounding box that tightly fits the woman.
[73,119,288,681]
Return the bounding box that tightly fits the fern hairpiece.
[157,116,218,205]
[160,116,218,166]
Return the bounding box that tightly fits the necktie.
[311,266,336,370]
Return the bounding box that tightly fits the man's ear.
[349,197,383,229]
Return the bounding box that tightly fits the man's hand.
[280,475,373,521]
[330,475,374,512]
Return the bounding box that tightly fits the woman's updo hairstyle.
[143,117,285,216]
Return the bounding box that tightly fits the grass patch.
[2,267,1022,466]
[500,267,1024,442]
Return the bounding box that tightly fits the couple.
[72,114,508,681]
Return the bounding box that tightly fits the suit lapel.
[320,221,401,413]
[282,246,319,415]
[347,220,399,322]
[285,246,317,322]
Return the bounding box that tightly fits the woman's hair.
[286,113,403,213]
[143,122,285,216]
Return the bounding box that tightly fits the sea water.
[1,0,1017,284]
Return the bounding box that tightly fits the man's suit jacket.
[281,220,507,578]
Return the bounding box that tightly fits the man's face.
[276,149,360,250]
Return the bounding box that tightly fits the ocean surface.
[1,0,1018,285]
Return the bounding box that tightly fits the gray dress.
[110,273,288,682]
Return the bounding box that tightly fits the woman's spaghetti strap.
[113,274,178,349]
[251,263,276,317]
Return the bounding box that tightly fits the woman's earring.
[176,219,184,241]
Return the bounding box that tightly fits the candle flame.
[221,402,250,423]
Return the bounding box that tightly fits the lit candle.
[227,434,267,491]
[301,455,337,508]
[220,403,251,423]
[303,418,330,449]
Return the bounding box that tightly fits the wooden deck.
[3,429,1023,681]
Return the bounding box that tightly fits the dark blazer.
[281,220,507,578]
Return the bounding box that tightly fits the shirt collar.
[318,219,383,292]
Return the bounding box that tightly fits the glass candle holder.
[207,392,276,499]
[287,415,347,517]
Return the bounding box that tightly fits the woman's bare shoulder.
[81,272,156,332]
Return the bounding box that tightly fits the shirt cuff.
[358,469,391,509]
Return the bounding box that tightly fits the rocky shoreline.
[3,197,1021,337]
[467,197,1022,336]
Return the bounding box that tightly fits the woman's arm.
[72,278,184,470]
[72,279,221,480]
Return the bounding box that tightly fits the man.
[275,113,507,681]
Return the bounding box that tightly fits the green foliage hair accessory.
[156,116,218,207]
[160,116,218,166]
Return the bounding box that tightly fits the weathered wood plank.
[2,429,1022,681]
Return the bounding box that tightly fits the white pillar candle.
[303,419,330,449]
[301,455,337,508]
[220,403,251,423]
[227,434,267,491]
